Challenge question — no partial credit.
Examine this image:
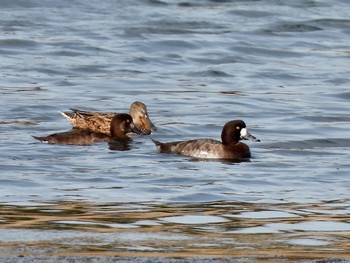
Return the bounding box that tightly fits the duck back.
[61,110,115,135]
[33,130,110,145]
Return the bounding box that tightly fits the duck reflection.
[108,141,132,151]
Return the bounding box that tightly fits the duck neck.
[115,134,131,142]
[221,129,239,146]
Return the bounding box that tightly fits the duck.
[33,114,142,146]
[152,120,260,160]
[60,101,157,136]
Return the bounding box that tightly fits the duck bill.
[140,117,157,135]
[130,124,144,135]
[240,128,260,142]
[150,121,157,132]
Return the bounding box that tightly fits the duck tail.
[151,138,163,150]
[151,138,161,145]
[32,135,48,143]
[151,138,171,153]
[60,109,89,124]
[59,111,74,121]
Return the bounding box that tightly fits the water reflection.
[0,200,349,260]
[108,141,132,151]
[0,120,38,125]
[189,157,248,164]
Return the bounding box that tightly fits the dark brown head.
[110,113,143,141]
[221,120,260,146]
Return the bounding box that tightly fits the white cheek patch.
[240,128,248,137]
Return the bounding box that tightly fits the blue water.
[0,0,350,261]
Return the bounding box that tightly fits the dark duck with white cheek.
[152,120,260,160]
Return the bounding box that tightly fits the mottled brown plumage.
[60,101,156,136]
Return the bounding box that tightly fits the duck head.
[129,101,157,135]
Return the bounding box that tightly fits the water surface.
[0,0,350,261]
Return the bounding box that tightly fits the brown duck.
[60,101,156,136]
[33,114,142,146]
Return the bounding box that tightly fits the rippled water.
[1,0,350,262]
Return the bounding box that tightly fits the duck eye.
[236,126,240,130]
[126,119,130,123]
